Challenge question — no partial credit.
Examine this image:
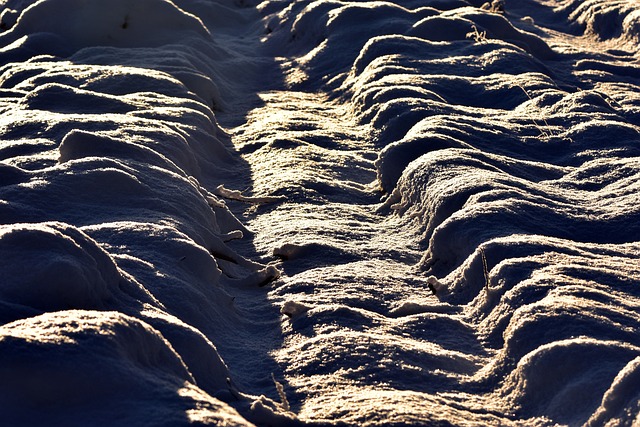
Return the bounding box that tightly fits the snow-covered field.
[1,0,639,425]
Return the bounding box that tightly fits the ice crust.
[1,0,639,426]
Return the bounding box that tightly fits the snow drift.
[1,0,639,426]
[0,0,281,424]
[255,0,640,425]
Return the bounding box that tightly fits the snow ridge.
[254,0,640,425]
[0,0,280,425]
[0,0,639,426]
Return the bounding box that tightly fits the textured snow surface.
[1,0,639,426]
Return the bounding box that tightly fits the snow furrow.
[0,0,639,426]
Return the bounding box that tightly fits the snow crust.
[1,0,639,426]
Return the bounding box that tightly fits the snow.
[1,0,639,426]
[0,310,252,426]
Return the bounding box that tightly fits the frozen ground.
[0,0,639,426]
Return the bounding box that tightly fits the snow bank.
[0,222,120,316]
[0,0,209,50]
[261,0,553,87]
[0,0,281,423]
[561,0,640,45]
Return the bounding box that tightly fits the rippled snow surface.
[1,0,639,426]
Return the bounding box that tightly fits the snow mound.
[0,222,120,317]
[0,310,252,426]
[1,0,210,51]
[562,0,640,45]
[586,356,640,427]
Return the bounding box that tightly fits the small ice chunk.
[214,185,285,204]
[281,300,312,318]
[427,275,446,295]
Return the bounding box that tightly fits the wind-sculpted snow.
[560,0,640,45]
[255,0,640,426]
[0,0,284,425]
[1,0,640,426]
[0,310,253,426]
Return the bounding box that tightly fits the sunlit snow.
[0,0,639,426]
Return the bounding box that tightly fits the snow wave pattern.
[0,0,281,425]
[0,0,639,426]
[259,0,640,425]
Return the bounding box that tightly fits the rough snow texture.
[1,0,640,426]
[254,0,640,425]
[0,0,279,425]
